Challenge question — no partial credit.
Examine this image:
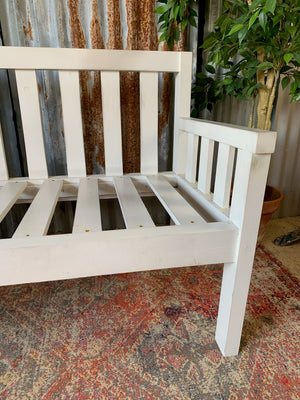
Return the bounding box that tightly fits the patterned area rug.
[0,246,299,399]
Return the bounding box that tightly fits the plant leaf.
[173,26,180,42]
[238,26,248,44]
[284,53,293,65]
[249,0,262,12]
[227,23,244,36]
[264,0,276,14]
[259,11,267,31]
[221,78,233,85]
[257,61,274,70]
[154,4,172,14]
[249,9,260,28]
[205,64,216,74]
[281,76,290,90]
[181,18,188,32]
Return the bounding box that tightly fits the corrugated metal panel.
[0,0,194,175]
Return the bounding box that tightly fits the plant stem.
[248,96,255,128]
[264,70,280,130]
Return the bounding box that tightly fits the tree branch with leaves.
[155,0,300,130]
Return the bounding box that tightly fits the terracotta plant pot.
[257,185,283,243]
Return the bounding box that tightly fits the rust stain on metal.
[58,3,65,46]
[117,0,159,173]
[107,0,123,49]
[67,0,86,48]
[159,71,171,139]
[23,12,33,41]
[67,0,106,173]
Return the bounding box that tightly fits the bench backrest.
[0,47,192,179]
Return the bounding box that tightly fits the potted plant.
[155,0,299,240]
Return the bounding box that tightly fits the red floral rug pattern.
[0,245,299,399]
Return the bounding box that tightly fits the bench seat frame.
[0,47,276,356]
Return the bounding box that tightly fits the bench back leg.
[215,151,271,356]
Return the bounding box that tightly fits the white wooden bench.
[0,47,276,356]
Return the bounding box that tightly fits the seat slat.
[213,143,235,208]
[101,71,123,176]
[15,70,48,179]
[0,124,8,180]
[0,182,27,223]
[146,175,206,225]
[114,176,155,229]
[59,70,86,178]
[73,178,101,233]
[185,133,199,183]
[140,72,158,174]
[13,180,63,238]
[198,138,214,194]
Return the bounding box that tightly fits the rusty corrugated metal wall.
[0,0,191,175]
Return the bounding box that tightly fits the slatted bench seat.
[0,47,276,356]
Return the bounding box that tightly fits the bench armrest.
[179,117,277,154]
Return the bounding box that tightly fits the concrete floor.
[261,216,300,280]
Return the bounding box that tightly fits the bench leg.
[215,259,253,356]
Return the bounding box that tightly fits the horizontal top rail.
[179,117,277,154]
[0,47,184,72]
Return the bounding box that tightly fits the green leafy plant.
[155,0,300,130]
[154,0,197,49]
[193,0,300,129]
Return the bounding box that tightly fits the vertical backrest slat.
[59,70,86,177]
[140,72,158,175]
[198,138,214,194]
[185,133,199,183]
[213,143,235,208]
[15,70,48,179]
[101,71,123,176]
[0,123,8,180]
[173,53,193,174]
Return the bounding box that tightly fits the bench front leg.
[215,150,272,356]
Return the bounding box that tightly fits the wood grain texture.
[59,70,86,177]
[147,175,206,225]
[101,71,123,176]
[13,180,63,238]
[114,176,154,229]
[73,178,101,233]
[15,70,48,179]
[0,182,27,223]
[140,72,158,175]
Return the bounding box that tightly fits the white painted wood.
[179,117,277,154]
[73,178,101,233]
[173,53,193,173]
[147,175,206,225]
[213,144,235,209]
[215,150,271,356]
[185,133,199,183]
[0,182,27,222]
[0,124,8,180]
[0,222,237,286]
[101,71,123,176]
[13,179,63,238]
[175,175,230,222]
[114,176,155,229]
[0,47,180,72]
[59,70,86,177]
[140,72,158,174]
[15,70,48,179]
[0,48,278,359]
[198,138,214,194]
